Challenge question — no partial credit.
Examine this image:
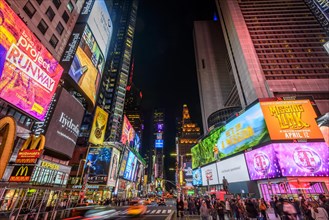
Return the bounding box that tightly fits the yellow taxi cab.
[127,200,147,216]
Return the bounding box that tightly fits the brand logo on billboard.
[16,166,28,176]
[9,165,34,182]
[81,0,94,15]
[253,152,270,175]
[293,146,321,173]
[62,33,80,62]
[16,135,45,164]
[59,112,80,137]
[205,169,213,180]
[269,105,310,130]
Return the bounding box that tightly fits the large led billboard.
[119,149,129,177]
[216,154,250,184]
[273,142,329,177]
[0,2,63,120]
[155,139,164,148]
[85,147,112,184]
[196,103,270,167]
[201,163,219,186]
[121,116,136,146]
[123,151,136,181]
[245,145,282,180]
[89,106,108,145]
[61,0,112,109]
[45,88,84,159]
[107,148,120,187]
[133,133,141,151]
[260,100,323,140]
[192,168,202,186]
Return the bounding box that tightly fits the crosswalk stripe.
[162,210,167,214]
[146,210,151,213]
[151,210,156,214]
[156,210,161,214]
[168,210,171,213]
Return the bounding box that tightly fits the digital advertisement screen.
[45,88,84,159]
[119,149,129,177]
[273,142,329,177]
[245,144,282,180]
[216,154,250,183]
[201,163,219,186]
[197,103,270,167]
[260,100,323,140]
[89,106,108,145]
[0,2,63,120]
[62,0,112,108]
[107,148,120,187]
[155,139,164,148]
[191,144,201,169]
[85,147,112,184]
[130,156,138,181]
[133,133,141,151]
[192,168,202,186]
[121,116,136,146]
[183,162,193,184]
[123,151,135,181]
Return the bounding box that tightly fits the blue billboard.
[85,147,112,184]
[192,168,202,186]
[155,139,164,148]
[123,151,136,181]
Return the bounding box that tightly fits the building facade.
[193,21,240,134]
[215,0,329,114]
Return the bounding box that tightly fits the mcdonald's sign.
[0,116,16,179]
[16,135,45,164]
[9,165,34,182]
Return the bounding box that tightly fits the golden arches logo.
[16,166,28,176]
[20,134,45,151]
[0,116,17,179]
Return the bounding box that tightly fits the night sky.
[133,0,216,184]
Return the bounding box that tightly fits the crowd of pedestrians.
[176,194,329,220]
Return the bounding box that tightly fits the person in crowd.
[318,194,329,215]
[225,198,233,219]
[301,198,312,220]
[282,199,297,220]
[216,200,225,220]
[246,198,258,220]
[200,201,210,220]
[183,198,188,215]
[310,201,328,220]
[237,198,246,220]
[195,197,201,215]
[259,198,268,220]
[270,197,279,218]
[293,198,302,220]
[189,197,196,215]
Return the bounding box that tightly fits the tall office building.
[215,0,329,114]
[193,20,241,133]
[7,0,85,61]
[152,109,165,180]
[98,0,139,142]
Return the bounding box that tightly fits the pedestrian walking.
[200,201,210,220]
[311,202,328,220]
[259,198,268,220]
[246,198,258,220]
[216,200,225,220]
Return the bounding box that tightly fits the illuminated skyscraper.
[215,0,329,114]
[98,0,139,142]
[152,109,165,181]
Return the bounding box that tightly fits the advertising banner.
[121,116,136,146]
[16,135,45,164]
[107,148,120,187]
[273,142,329,177]
[119,149,129,177]
[31,159,71,185]
[9,165,35,182]
[85,147,112,184]
[192,168,202,186]
[0,2,63,121]
[45,88,84,159]
[260,100,323,140]
[245,144,282,180]
[216,154,250,184]
[133,134,141,151]
[201,163,219,186]
[123,151,135,181]
[155,139,164,148]
[183,162,193,183]
[197,103,270,167]
[89,106,108,145]
[191,144,201,169]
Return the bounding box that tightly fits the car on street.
[63,206,118,220]
[157,198,166,206]
[127,200,147,216]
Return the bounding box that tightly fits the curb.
[165,210,175,220]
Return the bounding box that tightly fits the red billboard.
[0,2,63,121]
